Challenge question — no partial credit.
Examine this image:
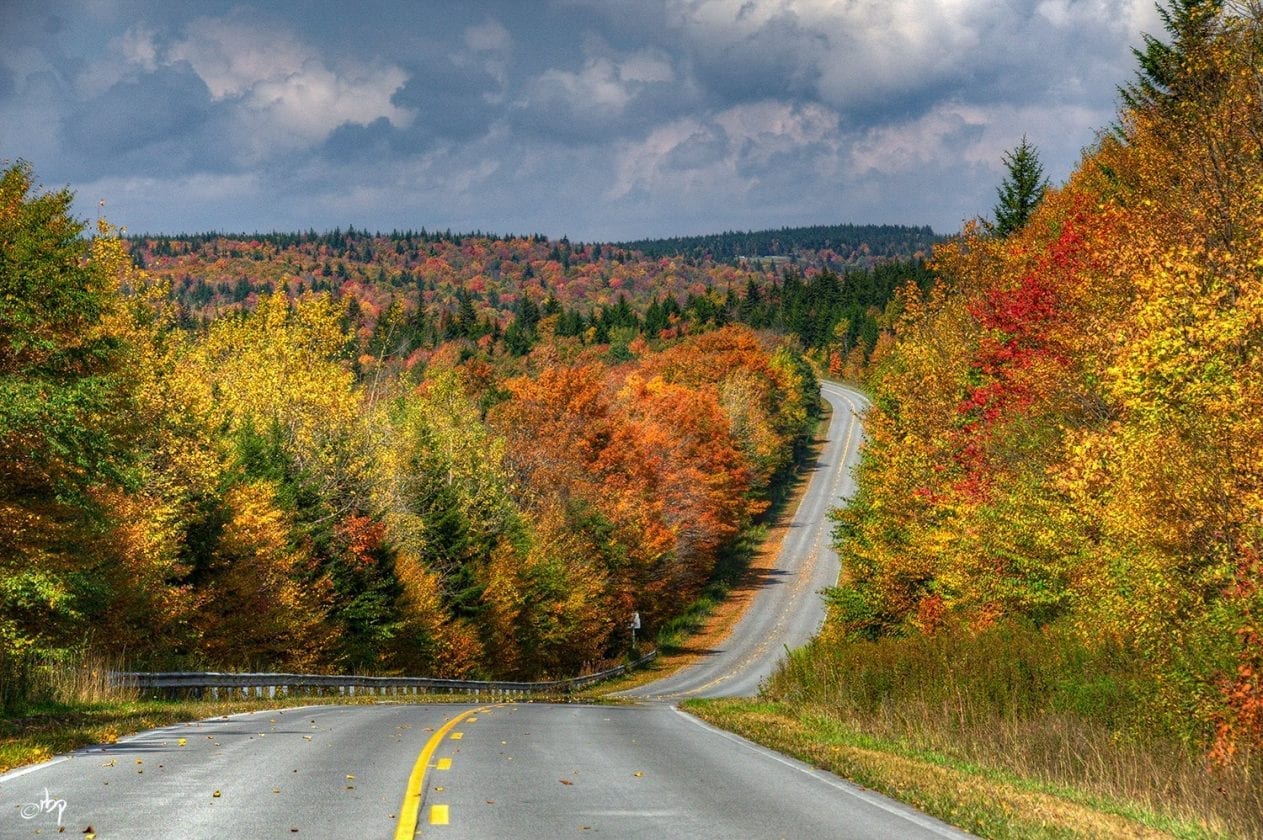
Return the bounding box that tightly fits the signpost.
[631,611,641,649]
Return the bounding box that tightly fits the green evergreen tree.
[1121,0,1224,113]
[992,136,1049,237]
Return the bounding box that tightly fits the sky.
[1,0,1163,241]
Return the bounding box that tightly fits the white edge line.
[671,706,975,839]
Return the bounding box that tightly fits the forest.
[124,221,932,381]
[810,0,1263,763]
[4,154,947,710]
[616,222,941,266]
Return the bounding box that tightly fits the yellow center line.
[393,706,489,840]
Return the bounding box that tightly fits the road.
[616,381,869,700]
[1,382,970,839]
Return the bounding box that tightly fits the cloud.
[465,18,512,53]
[2,0,1167,240]
[164,9,414,152]
[64,63,211,163]
[657,0,1156,122]
[608,100,841,201]
[514,39,687,140]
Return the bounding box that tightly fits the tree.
[0,162,132,680]
[992,137,1049,237]
[1121,0,1224,113]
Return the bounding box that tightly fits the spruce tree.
[1121,0,1223,113]
[992,136,1049,237]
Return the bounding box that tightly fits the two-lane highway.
[617,382,869,700]
[1,382,971,839]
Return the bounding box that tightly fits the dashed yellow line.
[393,706,489,840]
[450,732,463,740]
[436,758,452,771]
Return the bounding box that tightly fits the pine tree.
[992,137,1049,237]
[1121,0,1224,113]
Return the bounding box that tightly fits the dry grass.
[687,700,1203,839]
[687,622,1263,839]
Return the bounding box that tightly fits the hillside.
[617,223,941,267]
[762,0,1263,808]
[125,225,936,376]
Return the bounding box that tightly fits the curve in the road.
[618,381,870,700]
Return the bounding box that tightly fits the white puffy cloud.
[165,12,413,150]
[661,0,1158,113]
[523,43,677,119]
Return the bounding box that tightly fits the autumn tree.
[0,162,133,692]
[827,3,1263,758]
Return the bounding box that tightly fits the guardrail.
[112,649,657,701]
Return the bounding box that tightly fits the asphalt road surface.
[1,701,968,839]
[1,382,971,839]
[616,381,869,700]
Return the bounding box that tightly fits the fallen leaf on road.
[177,738,187,747]
[559,779,573,785]
[302,736,312,741]
[345,774,355,780]
[212,790,221,798]
[633,771,644,777]
[102,759,115,767]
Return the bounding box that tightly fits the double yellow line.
[394,705,491,840]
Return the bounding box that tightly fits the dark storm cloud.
[391,56,504,142]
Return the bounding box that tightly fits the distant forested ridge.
[617,223,942,267]
[124,222,936,380]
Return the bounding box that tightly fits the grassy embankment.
[666,381,1263,839]
[686,612,1263,838]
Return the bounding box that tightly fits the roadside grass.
[684,698,1223,840]
[685,623,1263,839]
